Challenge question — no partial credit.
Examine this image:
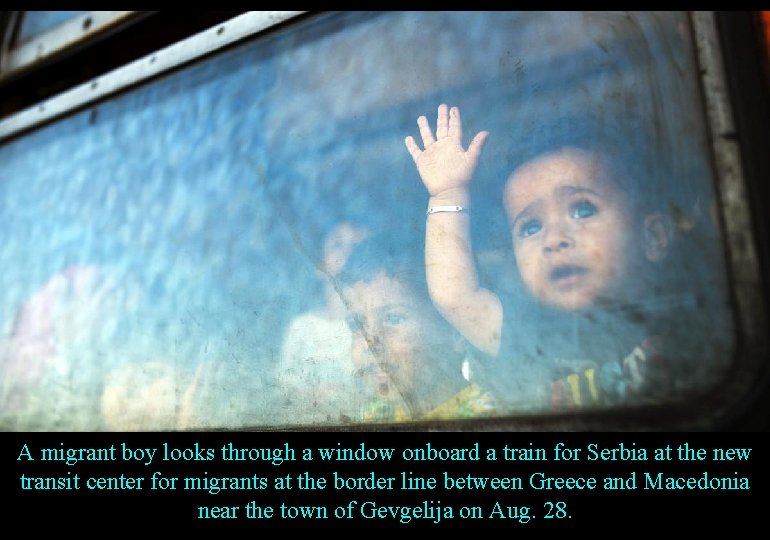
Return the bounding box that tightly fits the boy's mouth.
[549,264,588,288]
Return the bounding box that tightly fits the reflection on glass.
[16,11,86,44]
[0,11,734,430]
[101,360,203,431]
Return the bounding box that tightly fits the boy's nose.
[542,227,574,253]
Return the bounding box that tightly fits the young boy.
[336,234,497,423]
[405,104,674,411]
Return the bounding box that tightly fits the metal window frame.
[688,11,769,426]
[0,11,148,81]
[0,10,764,431]
[0,11,306,143]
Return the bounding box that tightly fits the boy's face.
[504,148,641,311]
[343,272,442,397]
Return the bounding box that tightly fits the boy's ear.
[643,213,672,262]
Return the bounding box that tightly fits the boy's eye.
[519,219,542,238]
[570,199,598,219]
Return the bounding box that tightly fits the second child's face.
[504,148,641,311]
[344,272,441,397]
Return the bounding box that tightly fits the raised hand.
[404,104,489,197]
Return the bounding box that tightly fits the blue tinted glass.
[17,11,86,44]
[0,12,735,430]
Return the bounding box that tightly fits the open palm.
[405,104,488,197]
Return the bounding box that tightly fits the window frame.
[0,12,147,82]
[0,10,767,431]
[0,11,306,142]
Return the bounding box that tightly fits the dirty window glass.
[16,11,86,44]
[0,11,734,430]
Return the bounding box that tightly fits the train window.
[0,11,766,431]
[1,12,143,79]
[17,11,87,43]
[18,11,86,43]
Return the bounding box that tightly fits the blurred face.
[344,272,442,398]
[322,222,369,276]
[504,148,642,311]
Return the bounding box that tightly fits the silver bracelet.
[426,205,466,216]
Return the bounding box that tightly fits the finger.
[467,131,489,165]
[404,136,423,162]
[448,106,462,142]
[436,103,449,139]
[417,115,435,147]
